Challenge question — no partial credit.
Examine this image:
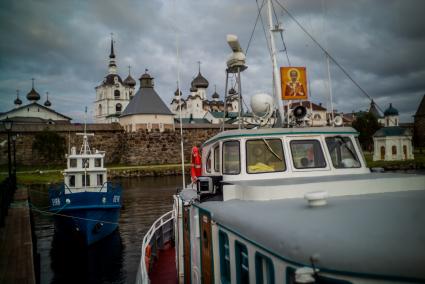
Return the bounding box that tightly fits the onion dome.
[26,78,40,101]
[124,66,136,87]
[174,88,182,96]
[191,71,209,89]
[139,69,154,88]
[44,92,51,107]
[124,75,136,87]
[14,90,22,106]
[212,85,219,99]
[190,81,198,92]
[228,87,236,95]
[384,103,399,116]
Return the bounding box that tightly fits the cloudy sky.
[1,0,424,122]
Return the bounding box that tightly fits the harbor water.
[29,175,186,284]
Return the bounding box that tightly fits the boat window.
[97,174,103,186]
[255,252,274,284]
[82,174,90,187]
[235,241,249,284]
[206,151,212,173]
[325,137,361,168]
[223,141,240,175]
[82,158,89,168]
[219,231,231,283]
[246,139,285,174]
[290,140,326,169]
[69,159,77,168]
[95,158,102,167]
[214,145,220,172]
[69,175,75,187]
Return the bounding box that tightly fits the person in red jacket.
[191,146,202,183]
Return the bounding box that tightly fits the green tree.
[32,129,66,162]
[352,112,380,151]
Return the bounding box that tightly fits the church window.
[114,90,120,99]
[27,108,29,112]
[98,104,102,115]
[116,103,122,112]
[392,145,397,155]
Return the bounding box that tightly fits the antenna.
[174,0,186,189]
[266,0,285,127]
[77,106,94,155]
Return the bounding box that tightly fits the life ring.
[145,244,152,272]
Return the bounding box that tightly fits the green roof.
[383,103,399,116]
[373,126,410,137]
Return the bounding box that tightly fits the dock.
[0,187,36,284]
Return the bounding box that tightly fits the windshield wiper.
[262,139,283,161]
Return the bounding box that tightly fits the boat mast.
[266,0,286,126]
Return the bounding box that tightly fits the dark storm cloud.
[0,0,424,122]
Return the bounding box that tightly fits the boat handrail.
[137,210,174,284]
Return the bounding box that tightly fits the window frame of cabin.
[255,252,275,284]
[97,174,104,186]
[69,158,77,168]
[206,150,212,173]
[289,139,327,170]
[235,240,249,284]
[69,175,75,187]
[325,136,361,169]
[82,158,89,168]
[213,144,220,173]
[82,174,90,187]
[95,158,102,168]
[219,230,231,284]
[222,140,241,175]
[245,138,286,174]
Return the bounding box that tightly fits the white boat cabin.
[198,127,379,201]
[63,134,108,193]
[171,126,425,284]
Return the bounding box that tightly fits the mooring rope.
[29,204,120,225]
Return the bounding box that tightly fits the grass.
[0,163,190,185]
[364,152,425,169]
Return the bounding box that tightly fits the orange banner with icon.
[280,67,308,100]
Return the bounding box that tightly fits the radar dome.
[250,93,274,115]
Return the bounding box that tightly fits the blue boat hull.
[53,206,120,246]
[49,183,122,246]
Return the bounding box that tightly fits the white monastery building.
[170,66,240,124]
[0,80,71,124]
[94,38,136,123]
[373,103,414,161]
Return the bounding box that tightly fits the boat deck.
[149,241,177,284]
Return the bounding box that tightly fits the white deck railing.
[136,210,175,284]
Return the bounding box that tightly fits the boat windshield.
[246,139,285,173]
[325,136,361,168]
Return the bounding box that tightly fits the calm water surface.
[29,176,186,284]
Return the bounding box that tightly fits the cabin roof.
[199,189,425,281]
[203,126,358,146]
